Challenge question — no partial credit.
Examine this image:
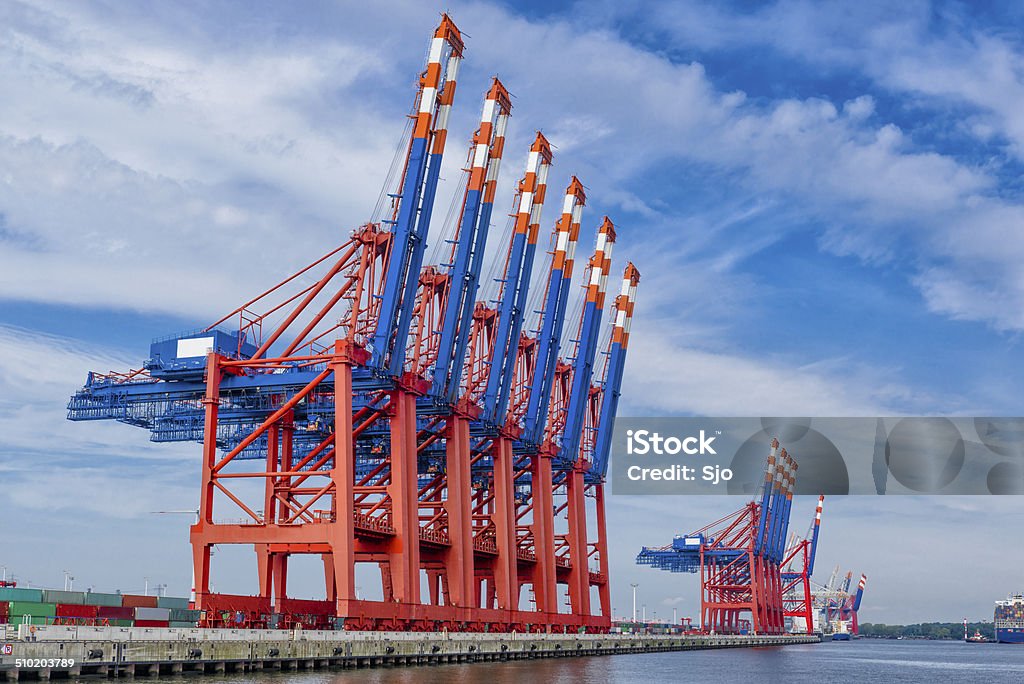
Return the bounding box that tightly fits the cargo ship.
[995,593,1024,644]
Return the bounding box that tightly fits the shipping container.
[134,619,169,627]
[42,590,86,605]
[169,608,201,622]
[10,616,49,626]
[169,620,198,628]
[83,592,122,607]
[7,601,56,617]
[97,606,133,619]
[156,596,190,610]
[121,595,158,609]
[0,587,44,603]
[134,607,171,621]
[56,603,99,618]
[0,601,9,622]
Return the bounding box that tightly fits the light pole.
[642,604,646,623]
[673,607,678,625]
[144,577,150,596]
[631,583,638,623]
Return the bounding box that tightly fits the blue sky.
[3,0,1024,624]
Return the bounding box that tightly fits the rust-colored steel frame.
[696,503,786,635]
[190,339,609,632]
[781,540,815,634]
[182,11,616,634]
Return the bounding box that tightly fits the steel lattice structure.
[636,440,804,635]
[779,495,824,634]
[67,14,640,633]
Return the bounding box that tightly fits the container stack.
[0,586,199,627]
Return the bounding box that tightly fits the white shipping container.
[134,607,171,620]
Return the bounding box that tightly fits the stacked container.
[0,587,198,627]
[121,595,159,609]
[42,590,86,605]
[7,601,55,625]
[83,592,122,607]
[97,605,134,624]
[55,604,99,623]
[169,608,201,627]
[0,587,44,603]
[133,606,171,627]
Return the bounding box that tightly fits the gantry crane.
[66,14,640,634]
[780,495,824,634]
[636,441,800,635]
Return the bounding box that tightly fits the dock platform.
[0,626,820,680]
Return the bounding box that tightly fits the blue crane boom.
[445,99,510,405]
[557,217,615,467]
[429,79,511,401]
[522,178,585,444]
[481,133,552,425]
[587,262,640,484]
[370,22,463,375]
[807,495,824,576]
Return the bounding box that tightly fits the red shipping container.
[133,620,169,627]
[56,604,99,619]
[121,595,158,609]
[0,601,8,620]
[97,606,134,619]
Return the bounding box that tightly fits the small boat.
[966,629,991,643]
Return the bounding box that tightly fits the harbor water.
[55,639,1024,684]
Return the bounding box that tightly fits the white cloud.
[621,331,917,416]
[2,0,1018,343]
[0,324,195,460]
[602,0,1024,335]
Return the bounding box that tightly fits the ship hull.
[996,629,1024,644]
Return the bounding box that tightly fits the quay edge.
[0,626,820,680]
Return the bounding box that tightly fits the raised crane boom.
[429,78,512,401]
[522,178,585,444]
[808,495,824,575]
[558,217,615,466]
[446,90,511,403]
[371,15,464,375]
[482,132,553,425]
[588,262,640,482]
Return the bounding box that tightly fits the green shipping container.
[8,601,56,618]
[0,588,44,603]
[109,619,133,627]
[7,616,49,626]
[84,592,122,607]
[169,608,201,622]
[41,590,86,605]
[169,621,197,628]
[157,596,190,610]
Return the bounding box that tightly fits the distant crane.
[636,440,802,635]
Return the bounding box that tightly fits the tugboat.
[964,618,991,643]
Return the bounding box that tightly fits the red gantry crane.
[636,441,803,635]
[67,14,640,634]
